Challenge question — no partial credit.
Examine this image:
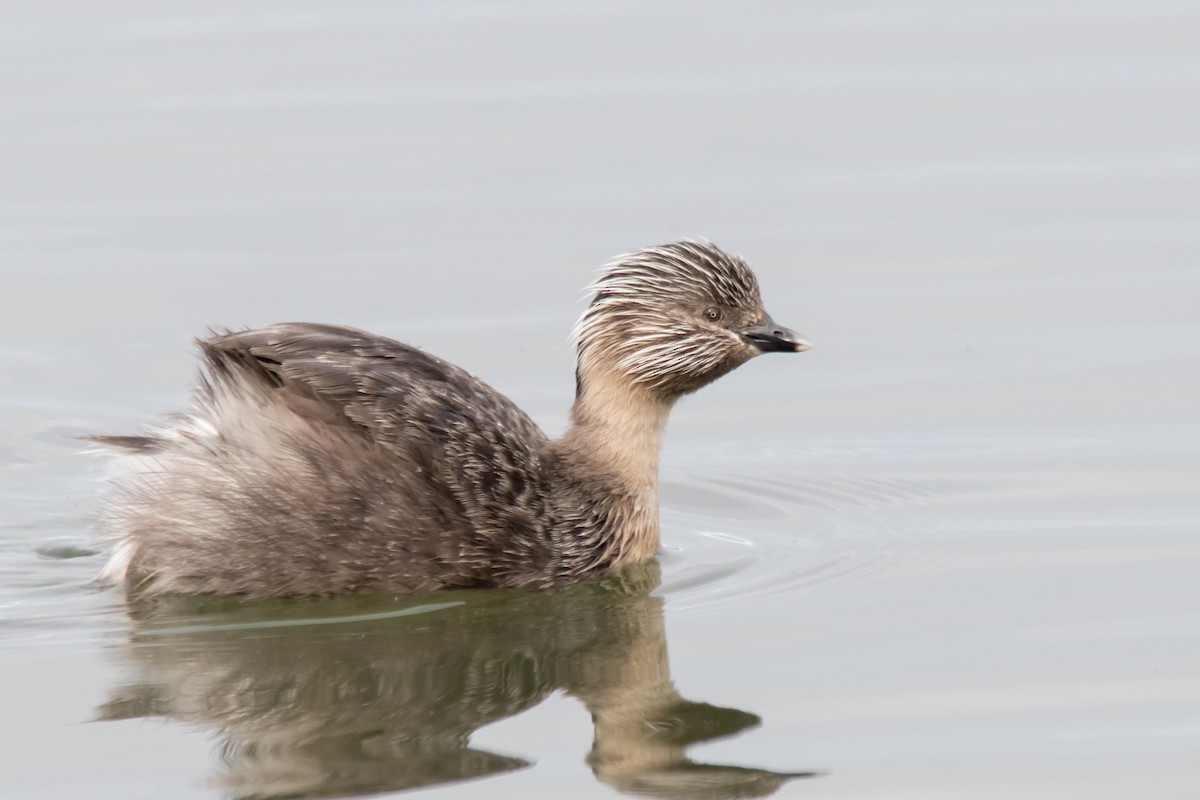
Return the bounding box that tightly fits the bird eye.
[704,307,722,322]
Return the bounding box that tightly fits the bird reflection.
[99,563,813,799]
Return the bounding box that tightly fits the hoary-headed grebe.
[92,241,810,597]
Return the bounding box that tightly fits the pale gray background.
[2,2,1198,798]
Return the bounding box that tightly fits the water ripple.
[657,450,986,617]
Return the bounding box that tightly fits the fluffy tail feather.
[78,434,163,453]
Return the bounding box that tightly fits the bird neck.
[558,370,674,561]
[565,371,672,483]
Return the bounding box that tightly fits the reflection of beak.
[738,317,813,353]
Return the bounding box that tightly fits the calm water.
[3,2,1199,798]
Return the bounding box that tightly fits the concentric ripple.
[655,439,1020,618]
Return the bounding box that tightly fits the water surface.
[3,2,1199,798]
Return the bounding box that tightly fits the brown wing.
[201,322,543,441]
[202,323,555,557]
[92,323,560,594]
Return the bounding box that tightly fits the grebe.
[92,241,810,597]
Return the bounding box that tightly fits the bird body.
[93,242,809,597]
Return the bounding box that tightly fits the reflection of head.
[612,765,813,800]
[101,565,813,799]
[587,696,816,800]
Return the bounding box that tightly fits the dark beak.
[739,318,813,353]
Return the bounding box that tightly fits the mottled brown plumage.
[91,241,810,597]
